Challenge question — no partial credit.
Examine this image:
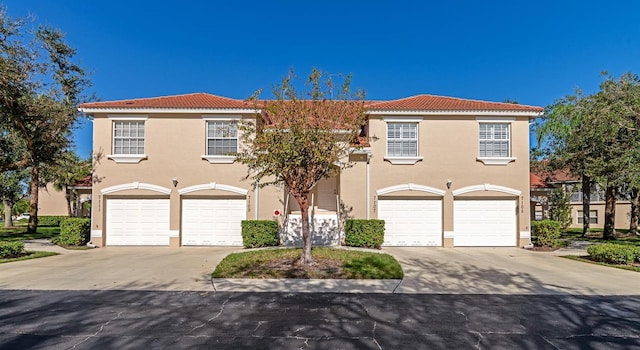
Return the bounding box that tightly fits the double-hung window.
[207,121,238,156]
[202,117,239,163]
[477,120,515,165]
[387,122,417,154]
[108,116,147,163]
[384,119,423,165]
[113,121,145,155]
[577,210,598,224]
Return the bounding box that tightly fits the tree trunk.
[630,187,639,235]
[27,165,39,233]
[581,176,591,237]
[3,200,13,228]
[65,185,73,217]
[297,196,313,265]
[603,184,617,240]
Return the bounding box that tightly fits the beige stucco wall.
[569,202,632,230]
[38,184,68,216]
[91,112,284,246]
[340,115,532,246]
[91,110,532,247]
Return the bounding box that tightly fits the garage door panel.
[181,199,245,246]
[378,199,442,246]
[454,200,516,247]
[106,199,170,246]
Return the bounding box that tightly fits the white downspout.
[254,183,259,220]
[366,156,371,219]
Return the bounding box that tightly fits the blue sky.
[6,1,640,159]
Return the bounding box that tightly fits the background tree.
[0,7,90,232]
[42,151,91,217]
[0,170,27,227]
[535,72,640,239]
[548,186,573,229]
[238,68,366,265]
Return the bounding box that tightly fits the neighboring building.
[38,175,93,218]
[79,93,543,248]
[530,170,632,230]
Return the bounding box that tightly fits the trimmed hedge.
[345,219,385,249]
[38,216,67,227]
[0,241,25,258]
[241,220,279,248]
[532,220,561,248]
[587,243,640,265]
[57,218,91,246]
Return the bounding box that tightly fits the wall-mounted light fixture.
[446,179,452,189]
[172,177,178,187]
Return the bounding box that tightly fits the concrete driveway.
[384,247,640,295]
[1,243,639,294]
[0,246,238,291]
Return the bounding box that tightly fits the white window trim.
[108,117,148,164]
[384,117,423,165]
[476,117,515,166]
[201,155,237,164]
[476,157,516,165]
[107,154,148,164]
[202,116,240,163]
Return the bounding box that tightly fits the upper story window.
[479,123,509,157]
[202,116,241,164]
[476,119,515,165]
[387,122,418,157]
[107,116,148,164]
[113,121,145,155]
[383,118,423,165]
[207,121,238,156]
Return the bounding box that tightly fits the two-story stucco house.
[78,93,543,248]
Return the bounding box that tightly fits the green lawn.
[560,228,640,247]
[0,226,60,242]
[0,251,58,264]
[213,247,404,279]
[562,255,640,273]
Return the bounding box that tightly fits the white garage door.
[181,199,246,246]
[106,199,170,246]
[378,199,442,246]
[454,200,516,246]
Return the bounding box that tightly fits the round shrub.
[241,220,279,248]
[58,218,91,246]
[531,220,561,248]
[587,243,636,265]
[345,219,384,249]
[0,241,25,258]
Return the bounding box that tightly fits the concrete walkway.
[4,241,639,295]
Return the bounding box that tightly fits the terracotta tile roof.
[531,168,580,186]
[367,94,543,112]
[80,93,544,113]
[79,93,251,109]
[72,175,93,187]
[530,172,551,189]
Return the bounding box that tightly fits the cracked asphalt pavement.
[1,290,639,349]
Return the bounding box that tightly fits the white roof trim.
[79,107,260,115]
[368,110,542,117]
[376,183,446,196]
[452,184,521,196]
[178,182,248,195]
[101,182,172,195]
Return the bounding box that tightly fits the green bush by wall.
[531,220,561,248]
[344,219,384,249]
[57,218,91,246]
[241,220,279,248]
